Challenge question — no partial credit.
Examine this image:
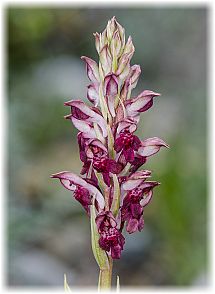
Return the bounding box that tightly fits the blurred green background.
[7,7,208,288]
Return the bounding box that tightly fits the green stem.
[98,257,113,291]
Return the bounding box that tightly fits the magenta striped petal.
[104,74,118,117]
[126,90,161,118]
[100,45,112,75]
[93,32,101,53]
[123,36,135,56]
[87,84,99,106]
[85,139,108,159]
[65,116,97,138]
[128,65,141,89]
[51,171,105,209]
[116,52,133,76]
[116,117,137,134]
[65,100,107,137]
[122,170,152,191]
[138,137,169,157]
[139,181,160,207]
[81,56,100,84]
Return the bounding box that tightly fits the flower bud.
[99,44,112,76]
[93,32,101,53]
[123,36,135,56]
[129,65,141,89]
[110,30,122,58]
[107,17,116,41]
[104,74,118,117]
[106,16,125,48]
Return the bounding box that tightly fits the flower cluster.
[51,17,168,260]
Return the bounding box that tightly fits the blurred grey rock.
[33,56,88,101]
[9,249,75,287]
[192,273,208,286]
[43,219,89,263]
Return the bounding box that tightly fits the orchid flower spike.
[51,16,169,289]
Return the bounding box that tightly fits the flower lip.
[114,130,141,163]
[96,211,117,232]
[74,185,91,214]
[96,210,125,259]
[121,180,160,234]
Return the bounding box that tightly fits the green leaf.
[94,170,107,195]
[111,174,120,217]
[90,200,109,270]
[98,83,109,120]
[107,124,116,159]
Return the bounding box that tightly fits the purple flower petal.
[85,139,108,159]
[138,137,169,157]
[131,203,143,218]
[133,135,142,150]
[121,65,141,100]
[116,117,137,134]
[65,100,107,138]
[111,244,122,259]
[51,171,105,209]
[87,84,99,106]
[126,90,161,119]
[124,147,134,163]
[81,56,100,84]
[140,190,153,207]
[126,218,139,234]
[122,170,151,191]
[114,136,124,153]
[128,64,141,89]
[123,36,135,56]
[103,172,111,186]
[104,74,118,117]
[116,52,133,76]
[100,44,112,75]
[96,211,116,233]
[74,186,91,214]
[66,116,96,138]
[129,155,147,174]
[106,159,123,174]
[96,210,125,259]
